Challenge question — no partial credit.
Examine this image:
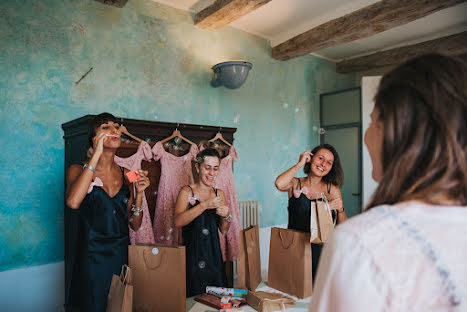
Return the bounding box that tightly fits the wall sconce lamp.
[210,61,252,89]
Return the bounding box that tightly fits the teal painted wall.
[0,0,356,271]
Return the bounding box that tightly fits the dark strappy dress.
[287,178,334,282]
[69,166,130,312]
[182,186,227,297]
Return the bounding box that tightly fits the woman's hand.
[297,150,313,167]
[216,205,230,218]
[328,197,344,212]
[201,196,223,210]
[135,170,150,194]
[92,132,106,157]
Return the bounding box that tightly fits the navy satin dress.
[182,186,227,297]
[71,169,130,312]
[287,178,334,281]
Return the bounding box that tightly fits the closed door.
[320,88,362,217]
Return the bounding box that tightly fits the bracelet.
[224,212,232,222]
[131,204,143,216]
[83,164,96,173]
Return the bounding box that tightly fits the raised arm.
[275,150,313,191]
[66,132,105,209]
[215,189,231,234]
[328,186,347,224]
[127,169,150,231]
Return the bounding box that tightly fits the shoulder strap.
[187,185,195,196]
[297,177,302,190]
[327,182,331,193]
[213,188,218,196]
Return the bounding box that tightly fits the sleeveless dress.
[71,167,130,312]
[182,186,227,297]
[287,178,334,281]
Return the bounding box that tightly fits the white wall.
[361,76,382,209]
[0,262,64,312]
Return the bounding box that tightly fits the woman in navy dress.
[275,144,347,281]
[174,148,230,297]
[66,113,150,311]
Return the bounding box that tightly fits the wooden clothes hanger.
[209,128,232,147]
[160,124,195,145]
[119,119,143,143]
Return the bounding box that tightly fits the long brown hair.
[304,144,344,187]
[367,54,467,209]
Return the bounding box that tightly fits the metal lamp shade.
[210,61,252,89]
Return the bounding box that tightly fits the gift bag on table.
[106,265,133,312]
[237,225,262,291]
[310,192,336,244]
[128,244,185,312]
[268,228,312,298]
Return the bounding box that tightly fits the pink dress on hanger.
[215,146,240,261]
[152,141,198,245]
[114,141,155,245]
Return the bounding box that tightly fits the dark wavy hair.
[304,144,344,187]
[367,54,467,209]
[88,112,118,147]
[195,148,221,165]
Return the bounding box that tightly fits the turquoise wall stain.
[0,0,355,271]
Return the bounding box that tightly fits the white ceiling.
[154,0,467,62]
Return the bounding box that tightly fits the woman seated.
[310,54,467,311]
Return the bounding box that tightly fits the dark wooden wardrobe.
[62,115,236,305]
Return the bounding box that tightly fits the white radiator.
[238,200,260,229]
[233,200,260,280]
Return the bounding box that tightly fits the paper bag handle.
[278,229,295,249]
[143,248,164,270]
[119,264,131,284]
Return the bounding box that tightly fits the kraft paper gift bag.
[268,228,312,298]
[310,193,336,244]
[237,225,262,291]
[129,244,186,312]
[247,291,295,312]
[106,265,133,312]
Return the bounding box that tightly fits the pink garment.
[87,177,103,194]
[293,186,309,198]
[152,141,198,245]
[114,141,155,245]
[214,146,240,261]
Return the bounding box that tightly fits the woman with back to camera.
[310,54,467,311]
[66,113,150,312]
[275,144,347,280]
[174,148,231,297]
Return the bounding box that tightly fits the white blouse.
[309,201,467,312]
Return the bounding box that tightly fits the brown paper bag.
[247,291,295,312]
[106,265,133,312]
[268,228,312,298]
[237,225,262,290]
[129,244,186,312]
[310,194,336,244]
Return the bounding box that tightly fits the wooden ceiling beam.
[272,0,465,61]
[336,31,467,73]
[194,0,271,31]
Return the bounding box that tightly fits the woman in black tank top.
[275,144,347,281]
[174,148,230,297]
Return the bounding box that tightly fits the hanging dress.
[288,178,334,281]
[213,145,240,261]
[114,141,155,245]
[70,167,130,312]
[152,141,198,245]
[182,186,227,297]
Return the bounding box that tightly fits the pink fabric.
[214,146,240,261]
[114,141,155,245]
[87,177,103,194]
[293,186,309,198]
[152,141,198,245]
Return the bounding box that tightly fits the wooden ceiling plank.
[195,0,271,31]
[272,0,465,61]
[336,31,467,73]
